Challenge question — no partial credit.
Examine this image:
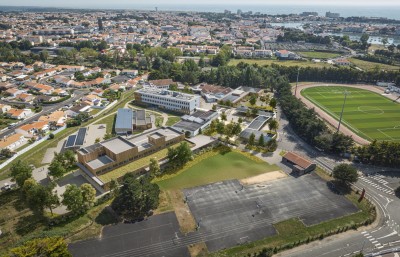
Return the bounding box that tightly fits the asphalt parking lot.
[69,174,359,256]
[184,173,359,252]
[68,212,190,257]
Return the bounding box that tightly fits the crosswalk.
[362,231,385,249]
[359,175,395,196]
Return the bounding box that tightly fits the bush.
[49,133,55,139]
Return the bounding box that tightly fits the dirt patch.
[154,190,174,215]
[188,242,208,257]
[240,170,287,185]
[169,190,197,234]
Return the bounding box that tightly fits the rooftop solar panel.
[65,135,77,148]
[75,128,87,146]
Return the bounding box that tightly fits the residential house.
[0,133,25,150]
[7,108,33,119]
[53,88,69,96]
[5,88,24,97]
[33,84,54,95]
[109,83,125,92]
[82,94,102,106]
[65,103,91,117]
[38,110,66,127]
[0,104,12,113]
[275,50,297,60]
[16,93,35,103]
[121,69,138,77]
[149,79,174,89]
[15,121,49,138]
[333,58,351,66]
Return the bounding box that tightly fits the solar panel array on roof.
[65,135,77,148]
[75,128,87,146]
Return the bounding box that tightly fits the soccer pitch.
[301,86,400,142]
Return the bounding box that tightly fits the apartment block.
[134,88,201,114]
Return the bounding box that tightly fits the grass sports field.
[156,151,279,190]
[301,86,400,142]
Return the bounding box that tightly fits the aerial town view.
[0,0,400,256]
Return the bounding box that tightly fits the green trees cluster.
[48,150,76,179]
[167,142,193,169]
[62,183,96,215]
[22,179,59,216]
[8,237,71,257]
[273,65,400,86]
[354,140,400,167]
[10,160,33,187]
[111,174,159,220]
[277,29,332,45]
[332,164,358,185]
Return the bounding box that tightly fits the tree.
[8,237,72,257]
[39,50,49,63]
[382,38,389,47]
[238,117,243,124]
[95,137,100,143]
[167,142,193,168]
[10,160,33,187]
[332,164,358,185]
[111,174,160,220]
[265,138,278,152]
[80,183,96,210]
[269,98,277,109]
[48,160,66,179]
[149,158,160,177]
[63,150,76,168]
[268,119,279,132]
[49,133,55,139]
[258,135,265,147]
[1,148,14,158]
[221,112,227,121]
[62,184,84,215]
[249,95,257,106]
[388,44,395,52]
[109,179,119,197]
[22,179,59,216]
[248,133,255,146]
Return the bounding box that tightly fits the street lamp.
[337,90,350,133]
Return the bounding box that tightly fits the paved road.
[274,107,400,257]
[0,89,87,139]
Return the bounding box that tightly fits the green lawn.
[349,58,400,71]
[94,114,116,134]
[166,116,181,126]
[301,86,400,142]
[99,143,185,183]
[297,51,341,59]
[156,151,280,190]
[228,59,330,68]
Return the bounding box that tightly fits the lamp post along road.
[337,90,350,133]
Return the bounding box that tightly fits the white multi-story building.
[134,88,200,114]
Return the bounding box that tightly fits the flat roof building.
[77,127,185,175]
[115,108,153,135]
[134,88,200,114]
[172,110,218,137]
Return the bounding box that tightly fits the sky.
[1,0,400,7]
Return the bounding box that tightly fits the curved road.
[275,105,400,257]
